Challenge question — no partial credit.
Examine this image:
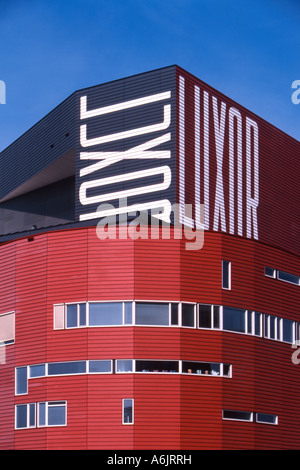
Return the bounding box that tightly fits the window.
[66,303,86,328]
[222,261,231,290]
[116,360,133,373]
[15,403,36,429]
[88,360,112,374]
[256,413,278,425]
[277,270,300,286]
[265,267,276,278]
[223,307,245,333]
[122,399,134,424]
[48,361,86,375]
[135,302,169,326]
[181,303,196,327]
[135,360,179,373]
[182,361,220,376]
[89,302,123,326]
[124,303,132,325]
[264,315,280,340]
[223,410,253,422]
[16,367,28,395]
[29,364,46,378]
[38,401,67,427]
[198,304,212,328]
[0,311,15,344]
[281,318,294,344]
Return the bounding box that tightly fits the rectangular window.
[265,267,276,278]
[277,270,300,286]
[135,302,169,326]
[181,303,195,328]
[116,359,133,373]
[38,402,46,427]
[264,315,279,340]
[15,404,28,429]
[66,303,87,328]
[29,364,46,378]
[223,307,245,333]
[122,399,134,424]
[254,312,262,336]
[222,261,231,290]
[124,303,132,325]
[47,402,67,426]
[0,311,15,344]
[89,302,123,326]
[171,303,179,325]
[223,410,253,421]
[256,413,278,425]
[135,360,179,373]
[182,361,220,376]
[53,304,65,330]
[48,361,86,375]
[16,367,28,395]
[198,304,212,329]
[281,318,294,344]
[88,360,112,374]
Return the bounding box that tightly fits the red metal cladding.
[0,226,299,449]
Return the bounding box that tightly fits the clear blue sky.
[0,0,299,151]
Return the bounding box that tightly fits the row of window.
[15,359,232,395]
[222,410,278,425]
[54,300,298,345]
[265,267,300,286]
[16,401,277,429]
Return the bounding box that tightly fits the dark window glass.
[256,413,277,424]
[213,306,220,329]
[223,410,252,421]
[269,315,275,339]
[123,399,133,424]
[182,304,195,327]
[135,303,169,326]
[48,403,66,426]
[16,404,27,428]
[29,364,45,378]
[29,403,36,427]
[254,312,261,336]
[116,360,133,373]
[16,367,28,395]
[223,364,231,377]
[198,304,211,328]
[171,304,179,325]
[89,302,123,326]
[282,319,294,343]
[135,360,178,373]
[79,303,86,326]
[124,303,132,324]
[247,311,252,334]
[66,304,77,328]
[48,361,86,375]
[182,361,220,375]
[265,267,276,278]
[222,260,231,289]
[38,402,46,427]
[278,270,299,285]
[223,307,245,333]
[89,360,112,373]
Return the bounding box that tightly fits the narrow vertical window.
[16,367,28,395]
[222,261,231,290]
[123,399,134,424]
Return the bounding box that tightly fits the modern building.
[0,65,299,450]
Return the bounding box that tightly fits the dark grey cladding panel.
[75,66,177,223]
[0,92,76,201]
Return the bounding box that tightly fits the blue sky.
[0,0,299,151]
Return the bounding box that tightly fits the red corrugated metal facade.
[0,66,299,450]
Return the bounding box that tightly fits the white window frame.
[277,270,300,286]
[122,398,134,425]
[265,267,276,279]
[15,403,36,429]
[180,302,196,328]
[65,302,87,329]
[256,412,278,425]
[37,401,67,428]
[88,360,113,374]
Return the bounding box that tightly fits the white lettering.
[291,80,300,104]
[246,117,259,240]
[228,107,243,236]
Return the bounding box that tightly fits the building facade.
[0,66,299,450]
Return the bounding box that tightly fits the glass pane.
[16,367,28,395]
[247,311,252,334]
[89,303,122,326]
[124,303,132,324]
[38,402,46,427]
[116,360,133,373]
[223,364,231,377]
[265,267,275,278]
[254,312,261,336]
[123,399,133,424]
[16,404,27,428]
[48,404,66,426]
[269,316,275,339]
[278,270,299,285]
[223,410,252,421]
[48,361,86,375]
[171,304,178,325]
[79,303,86,326]
[223,307,245,333]
[182,304,195,327]
[29,403,36,427]
[222,261,230,289]
[66,304,77,328]
[89,360,112,373]
[135,303,169,326]
[182,361,220,375]
[29,364,45,378]
[282,319,294,343]
[213,306,220,329]
[135,360,178,373]
[256,413,277,424]
[198,305,211,328]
